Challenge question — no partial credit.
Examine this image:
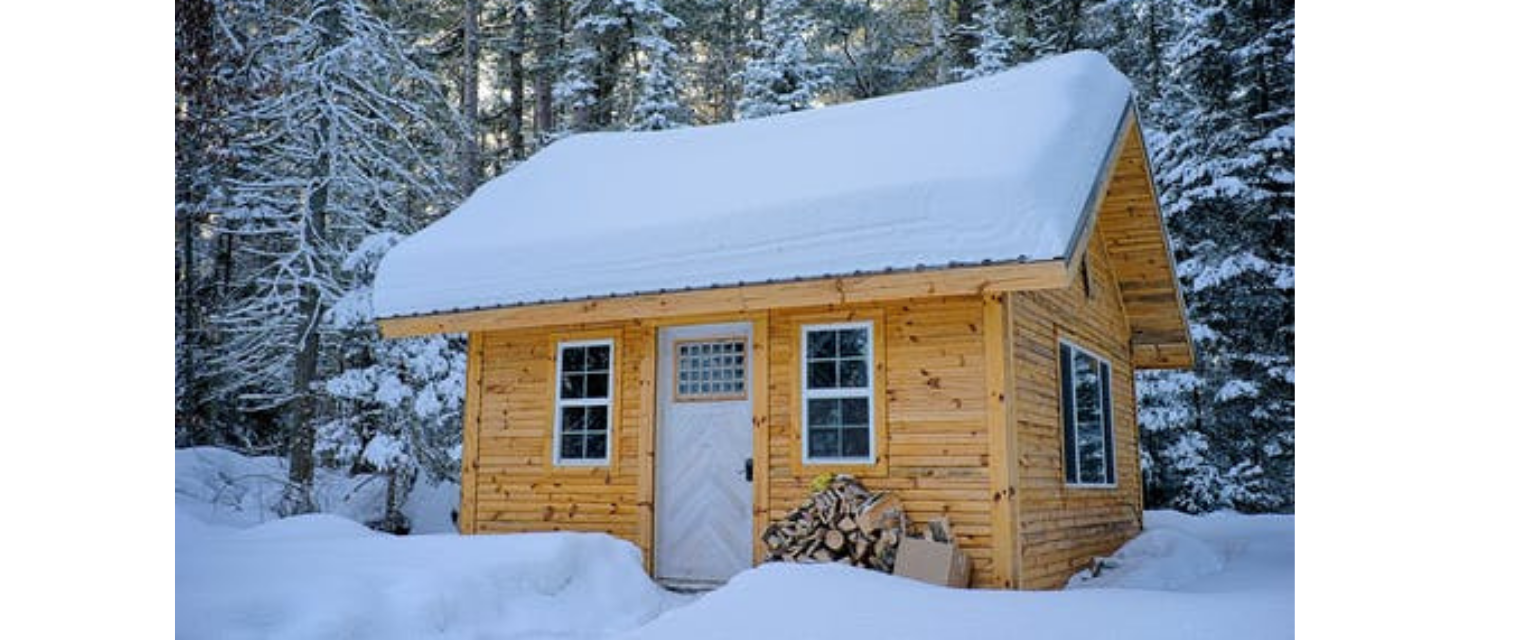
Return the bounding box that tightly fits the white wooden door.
[656,322,755,587]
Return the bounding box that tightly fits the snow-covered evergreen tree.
[626,0,688,130]
[736,0,832,119]
[210,0,461,515]
[630,35,687,129]
[1132,0,1295,513]
[955,0,1013,80]
[321,233,465,532]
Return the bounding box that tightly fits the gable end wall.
[1011,224,1145,589]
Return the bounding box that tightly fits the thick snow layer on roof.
[375,51,1133,319]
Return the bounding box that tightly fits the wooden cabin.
[373,51,1192,590]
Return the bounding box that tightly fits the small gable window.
[554,339,613,465]
[1059,340,1115,486]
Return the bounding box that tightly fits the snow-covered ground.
[177,447,1293,639]
[626,511,1293,640]
[176,447,690,639]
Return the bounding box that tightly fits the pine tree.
[630,32,687,130]
[1133,0,1294,512]
[626,0,688,130]
[461,0,485,195]
[736,0,832,119]
[176,0,221,444]
[672,0,750,123]
[321,233,466,533]
[955,0,1013,80]
[210,0,461,515]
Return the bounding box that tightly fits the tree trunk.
[281,0,340,517]
[952,0,976,72]
[508,5,526,160]
[176,0,215,439]
[927,0,950,83]
[716,0,739,122]
[532,0,559,141]
[460,0,482,196]
[1061,0,1086,51]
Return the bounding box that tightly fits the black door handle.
[743,457,754,482]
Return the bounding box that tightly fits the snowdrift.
[177,517,678,640]
[622,510,1294,640]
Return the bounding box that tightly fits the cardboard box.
[893,536,971,588]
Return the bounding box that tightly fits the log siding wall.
[1012,226,1145,589]
[461,237,1148,592]
[766,297,1005,588]
[469,322,647,541]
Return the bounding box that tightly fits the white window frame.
[1060,338,1117,488]
[552,338,614,467]
[800,321,876,465]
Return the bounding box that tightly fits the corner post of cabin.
[459,331,486,535]
[750,313,771,565]
[983,293,1022,588]
[636,320,658,573]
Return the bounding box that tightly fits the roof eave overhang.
[377,258,1072,338]
[1063,100,1195,370]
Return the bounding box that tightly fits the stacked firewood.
[761,474,908,572]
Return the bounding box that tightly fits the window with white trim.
[1059,340,1115,485]
[554,339,613,465]
[802,322,874,463]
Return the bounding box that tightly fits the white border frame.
[1060,337,1117,489]
[800,321,877,465]
[553,338,615,467]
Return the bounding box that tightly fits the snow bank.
[175,446,458,534]
[1063,524,1223,590]
[177,447,688,639]
[622,510,1293,640]
[375,51,1132,320]
[178,519,678,640]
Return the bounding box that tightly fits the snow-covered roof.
[374,51,1134,321]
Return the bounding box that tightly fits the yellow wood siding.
[1089,117,1193,369]
[470,322,646,547]
[765,297,1007,588]
[1012,225,1145,589]
[464,271,1148,592]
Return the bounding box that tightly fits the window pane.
[840,426,869,458]
[676,339,747,399]
[837,329,868,358]
[1059,344,1078,483]
[808,428,840,458]
[1077,425,1106,484]
[560,433,584,460]
[560,373,583,399]
[1073,352,1101,427]
[807,331,837,359]
[585,433,607,459]
[561,406,585,433]
[808,398,840,427]
[1100,360,1116,484]
[586,373,609,400]
[808,361,837,389]
[586,345,610,371]
[837,359,867,388]
[840,397,869,426]
[585,405,608,431]
[562,347,584,373]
